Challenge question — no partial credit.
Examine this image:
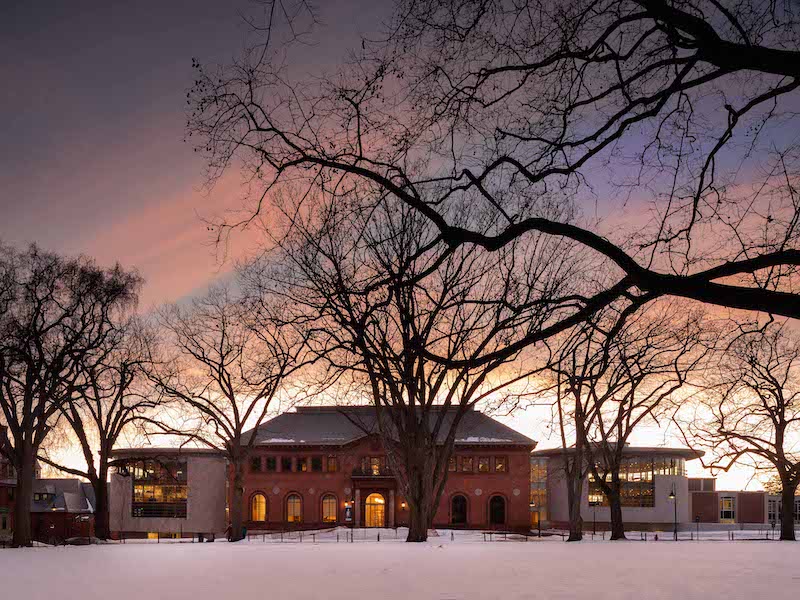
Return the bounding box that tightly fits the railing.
[132,502,187,519]
[351,467,394,477]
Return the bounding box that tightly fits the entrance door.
[489,496,506,526]
[365,493,386,527]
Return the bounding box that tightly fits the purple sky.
[1,1,764,489]
[0,0,389,307]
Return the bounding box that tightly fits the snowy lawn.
[2,529,799,599]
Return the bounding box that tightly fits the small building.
[30,479,95,544]
[533,445,703,531]
[240,406,537,532]
[109,448,227,540]
[688,479,800,529]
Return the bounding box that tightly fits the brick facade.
[240,433,534,532]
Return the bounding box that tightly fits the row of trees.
[182,0,800,541]
[4,0,800,546]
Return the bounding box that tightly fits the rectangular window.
[34,493,40,501]
[768,499,780,522]
[281,457,293,472]
[478,457,490,473]
[311,457,323,472]
[448,457,456,472]
[795,499,800,524]
[370,457,381,476]
[326,456,338,473]
[461,457,473,472]
[494,457,506,473]
[250,456,262,472]
[298,457,308,472]
[265,457,277,472]
[8,487,13,501]
[130,459,188,519]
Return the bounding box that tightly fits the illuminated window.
[130,459,188,519]
[461,457,473,472]
[311,457,323,472]
[720,496,735,522]
[286,494,303,523]
[265,457,277,472]
[478,458,490,473]
[370,457,381,475]
[298,457,308,472]
[281,457,292,472]
[326,456,338,473]
[321,494,337,523]
[494,457,506,473]
[251,494,267,522]
[448,457,457,472]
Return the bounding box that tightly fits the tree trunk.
[229,459,245,542]
[407,502,431,542]
[565,469,583,542]
[780,483,796,541]
[92,463,110,540]
[404,456,435,542]
[606,486,626,540]
[12,443,35,547]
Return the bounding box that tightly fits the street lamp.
[668,484,677,541]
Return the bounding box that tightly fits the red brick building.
[0,454,14,537]
[240,406,536,532]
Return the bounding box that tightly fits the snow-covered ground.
[2,528,799,599]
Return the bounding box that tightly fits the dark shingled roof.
[31,479,95,514]
[243,406,536,448]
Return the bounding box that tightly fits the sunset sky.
[0,1,763,491]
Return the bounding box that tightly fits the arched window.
[489,495,506,526]
[451,494,468,525]
[251,493,267,522]
[321,494,337,523]
[286,494,303,523]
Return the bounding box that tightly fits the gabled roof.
[243,406,536,448]
[31,479,95,514]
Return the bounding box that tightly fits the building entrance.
[365,493,386,527]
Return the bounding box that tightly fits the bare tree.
[683,324,800,540]
[245,191,575,541]
[37,319,158,540]
[0,244,140,546]
[187,0,800,359]
[549,300,709,540]
[147,284,313,542]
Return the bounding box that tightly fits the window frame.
[250,493,267,522]
[286,493,303,523]
[321,493,337,523]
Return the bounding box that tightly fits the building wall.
[110,454,227,536]
[545,455,692,528]
[0,484,13,535]
[738,492,766,523]
[690,491,719,523]
[240,436,533,531]
[31,512,94,543]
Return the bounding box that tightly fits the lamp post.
[668,484,677,541]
